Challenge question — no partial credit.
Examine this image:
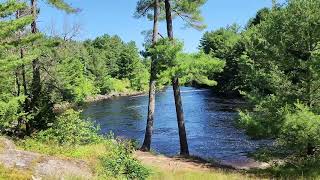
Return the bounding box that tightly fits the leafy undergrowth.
[0,165,32,180]
[250,156,320,179]
[17,138,150,180]
[249,147,320,179]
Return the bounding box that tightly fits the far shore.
[53,91,147,113]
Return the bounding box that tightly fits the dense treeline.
[3,0,320,178]
[0,1,150,179]
[1,25,149,134]
[200,0,320,158]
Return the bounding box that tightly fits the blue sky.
[38,0,276,52]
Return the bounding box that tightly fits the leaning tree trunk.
[164,0,189,156]
[141,0,159,151]
[28,0,40,135]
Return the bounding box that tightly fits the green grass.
[148,166,263,180]
[15,139,268,180]
[16,138,114,177]
[0,165,32,180]
[250,158,320,179]
[16,138,149,180]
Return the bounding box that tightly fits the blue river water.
[82,87,270,163]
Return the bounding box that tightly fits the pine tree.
[28,0,76,134]
[135,0,160,151]
[0,0,34,134]
[164,0,207,156]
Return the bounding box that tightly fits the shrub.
[0,96,25,133]
[279,104,320,155]
[73,78,98,103]
[35,109,101,145]
[100,140,150,180]
[238,94,291,138]
[100,77,131,94]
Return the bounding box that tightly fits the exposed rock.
[0,137,93,179]
[34,158,92,179]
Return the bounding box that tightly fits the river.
[82,87,270,164]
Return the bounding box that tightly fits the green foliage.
[149,38,184,74]
[46,0,77,13]
[251,156,320,179]
[85,35,149,92]
[149,38,225,87]
[101,77,131,93]
[246,8,270,28]
[235,0,320,143]
[172,0,207,30]
[135,0,207,30]
[0,96,25,132]
[158,52,225,86]
[48,40,98,103]
[200,25,244,92]
[35,109,101,145]
[19,136,150,179]
[0,0,37,134]
[100,141,150,180]
[279,104,320,155]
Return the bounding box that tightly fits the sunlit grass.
[147,166,264,180]
[0,165,32,180]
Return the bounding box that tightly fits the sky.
[37,0,276,52]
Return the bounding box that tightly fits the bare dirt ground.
[134,150,270,172]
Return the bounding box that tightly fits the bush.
[0,96,25,133]
[100,140,150,180]
[130,69,149,91]
[73,78,98,103]
[279,104,320,155]
[19,137,150,180]
[35,109,101,145]
[238,95,289,138]
[100,77,131,94]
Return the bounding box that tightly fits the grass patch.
[0,165,32,180]
[148,166,263,180]
[17,138,150,179]
[0,139,4,153]
[250,156,320,179]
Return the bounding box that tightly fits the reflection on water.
[82,87,270,163]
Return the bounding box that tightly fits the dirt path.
[134,151,270,172]
[0,137,93,179]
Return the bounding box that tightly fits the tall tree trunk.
[28,0,40,135]
[15,10,27,135]
[20,48,28,97]
[15,10,21,97]
[15,69,21,96]
[165,0,173,40]
[141,0,159,151]
[164,0,189,156]
[172,77,189,155]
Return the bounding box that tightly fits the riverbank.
[53,91,147,113]
[85,91,147,103]
[135,151,265,180]
[0,137,93,179]
[0,137,267,180]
